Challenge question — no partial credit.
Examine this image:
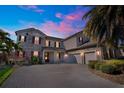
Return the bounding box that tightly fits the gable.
[15,28,46,37]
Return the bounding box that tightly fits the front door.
[44,52,49,63]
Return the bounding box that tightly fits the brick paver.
[1,64,123,88]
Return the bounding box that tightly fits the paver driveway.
[1,64,123,88]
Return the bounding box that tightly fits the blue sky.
[0,5,91,41]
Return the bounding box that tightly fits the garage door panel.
[85,52,97,64]
[74,54,82,64]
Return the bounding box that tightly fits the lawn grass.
[0,66,14,86]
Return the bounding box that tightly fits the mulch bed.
[89,68,124,85]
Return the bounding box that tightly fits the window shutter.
[78,37,80,42]
[19,35,21,41]
[17,51,19,57]
[32,36,35,44]
[59,42,61,47]
[39,37,41,44]
[24,36,26,42]
[38,51,40,57]
[49,41,50,47]
[54,42,56,47]
[59,53,61,59]
[82,38,83,44]
[31,51,33,57]
[23,51,25,57]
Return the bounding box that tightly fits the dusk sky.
[0,5,91,41]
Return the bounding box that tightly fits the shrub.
[106,59,124,73]
[31,56,39,64]
[88,60,98,69]
[95,63,102,70]
[100,64,122,74]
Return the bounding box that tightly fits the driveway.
[1,64,123,88]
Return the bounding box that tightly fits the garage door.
[74,54,82,64]
[84,52,97,64]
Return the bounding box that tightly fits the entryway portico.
[42,47,65,64]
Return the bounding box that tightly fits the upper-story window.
[33,51,39,56]
[46,40,50,47]
[31,51,39,57]
[34,37,39,44]
[55,41,60,48]
[32,36,41,45]
[79,37,83,43]
[19,35,26,42]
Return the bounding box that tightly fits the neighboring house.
[15,28,123,64]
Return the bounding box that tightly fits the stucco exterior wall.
[16,29,46,60]
[64,37,77,50]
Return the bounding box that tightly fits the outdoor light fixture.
[96,50,100,56]
[80,52,84,56]
[45,57,48,60]
[64,54,68,57]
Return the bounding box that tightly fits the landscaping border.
[89,68,124,85]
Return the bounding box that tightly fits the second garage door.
[74,54,82,64]
[84,52,97,64]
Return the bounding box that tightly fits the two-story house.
[15,28,123,64]
[15,28,65,64]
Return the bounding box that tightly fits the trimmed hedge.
[88,60,98,69]
[100,64,120,74]
[106,60,124,72]
[88,59,124,75]
[95,63,102,70]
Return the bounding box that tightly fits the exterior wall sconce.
[80,52,84,56]
[96,50,100,56]
[64,54,68,57]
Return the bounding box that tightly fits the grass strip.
[0,67,14,86]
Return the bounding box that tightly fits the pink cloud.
[41,10,85,38]
[26,5,37,9]
[55,10,85,21]
[18,5,44,14]
[40,20,82,38]
[65,11,85,20]
[34,9,44,13]
[55,13,63,19]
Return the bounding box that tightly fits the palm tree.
[83,6,124,48]
[82,6,124,59]
[0,29,22,64]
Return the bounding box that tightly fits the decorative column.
[42,50,45,64]
[80,52,84,64]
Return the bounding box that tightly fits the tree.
[83,6,124,49]
[0,29,22,64]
